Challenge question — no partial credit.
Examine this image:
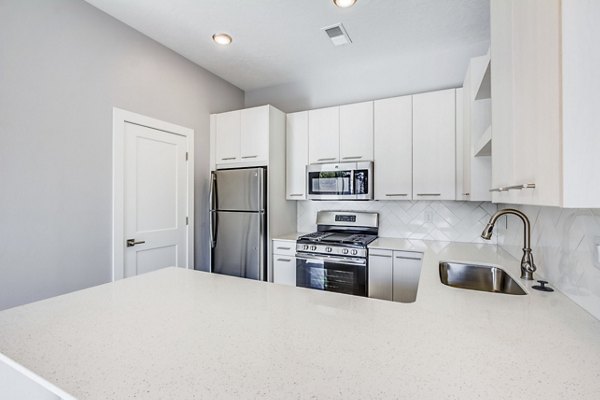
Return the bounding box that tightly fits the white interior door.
[122,122,189,278]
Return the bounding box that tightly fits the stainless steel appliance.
[210,167,266,281]
[295,211,378,296]
[306,161,373,200]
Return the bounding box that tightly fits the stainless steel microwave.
[306,161,373,200]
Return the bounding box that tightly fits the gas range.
[296,232,377,258]
[295,211,379,297]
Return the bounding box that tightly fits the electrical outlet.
[425,210,433,223]
[594,236,600,270]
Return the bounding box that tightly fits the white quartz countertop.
[272,232,305,241]
[1,241,600,399]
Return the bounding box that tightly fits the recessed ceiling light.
[212,33,232,45]
[333,0,357,8]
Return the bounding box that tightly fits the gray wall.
[244,41,489,112]
[0,0,244,310]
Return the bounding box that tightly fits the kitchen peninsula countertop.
[1,240,600,399]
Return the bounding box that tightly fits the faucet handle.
[532,280,554,292]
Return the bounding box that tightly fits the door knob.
[126,239,146,247]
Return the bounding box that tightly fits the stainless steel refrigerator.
[209,167,267,281]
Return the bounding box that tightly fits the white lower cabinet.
[368,249,423,303]
[272,240,296,286]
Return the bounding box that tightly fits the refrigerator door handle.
[209,173,217,248]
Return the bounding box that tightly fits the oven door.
[296,253,367,296]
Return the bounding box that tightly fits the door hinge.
[185,152,189,161]
[186,216,189,225]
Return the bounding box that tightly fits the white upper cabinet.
[240,106,269,163]
[412,89,456,200]
[339,101,373,162]
[490,0,600,207]
[212,105,285,169]
[374,95,413,200]
[215,110,241,164]
[286,111,308,200]
[308,106,340,164]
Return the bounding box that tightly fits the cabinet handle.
[370,254,392,258]
[463,193,470,196]
[342,156,362,160]
[506,183,536,191]
[416,193,441,197]
[277,258,292,262]
[395,255,422,261]
[317,157,336,162]
[276,246,291,251]
[289,194,304,197]
[221,157,236,161]
[385,193,408,197]
[242,155,258,159]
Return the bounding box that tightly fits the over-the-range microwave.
[306,161,373,201]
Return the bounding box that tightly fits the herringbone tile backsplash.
[297,201,497,244]
[497,205,600,320]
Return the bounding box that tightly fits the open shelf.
[473,125,492,157]
[474,56,491,100]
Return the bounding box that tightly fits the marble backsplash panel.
[297,201,497,244]
[497,205,600,320]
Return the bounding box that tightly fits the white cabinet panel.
[368,250,393,301]
[339,101,373,161]
[412,89,456,200]
[272,240,296,257]
[273,255,296,286]
[374,96,412,200]
[308,106,340,164]
[215,110,241,164]
[240,106,269,163]
[392,251,422,303]
[286,112,308,200]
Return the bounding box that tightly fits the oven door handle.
[295,254,366,266]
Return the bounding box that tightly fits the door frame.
[112,107,195,281]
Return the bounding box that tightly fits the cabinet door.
[412,89,456,200]
[273,256,296,286]
[215,110,241,164]
[368,250,393,300]
[392,251,422,303]
[340,101,373,161]
[374,96,413,200]
[308,106,340,164]
[286,112,308,200]
[240,106,269,164]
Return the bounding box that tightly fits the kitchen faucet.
[480,208,537,280]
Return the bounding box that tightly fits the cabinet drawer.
[272,240,296,256]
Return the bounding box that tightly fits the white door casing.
[112,108,194,280]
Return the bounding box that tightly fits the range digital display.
[335,215,356,222]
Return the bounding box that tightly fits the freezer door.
[211,211,265,280]
[213,168,265,211]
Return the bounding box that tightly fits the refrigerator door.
[212,168,265,212]
[212,211,265,280]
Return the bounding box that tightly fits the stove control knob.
[351,249,358,255]
[310,245,317,251]
[303,244,309,250]
[342,249,349,255]
[325,247,332,253]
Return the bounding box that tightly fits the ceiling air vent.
[322,23,352,46]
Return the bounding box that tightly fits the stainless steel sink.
[439,261,527,295]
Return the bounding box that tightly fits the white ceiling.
[84,0,490,92]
